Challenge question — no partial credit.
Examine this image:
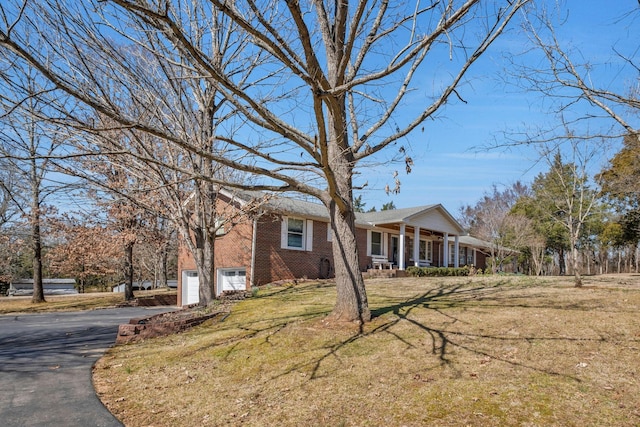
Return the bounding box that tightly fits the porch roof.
[458,235,518,255]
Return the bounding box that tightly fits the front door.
[391,236,399,267]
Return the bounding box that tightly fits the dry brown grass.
[93,275,640,426]
[0,289,174,314]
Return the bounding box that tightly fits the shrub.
[405,266,425,277]
[405,266,469,277]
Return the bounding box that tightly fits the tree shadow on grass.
[293,280,601,383]
[183,279,616,386]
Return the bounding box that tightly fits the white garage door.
[182,270,200,305]
[218,268,247,295]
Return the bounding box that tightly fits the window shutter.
[305,220,313,251]
[383,232,388,256]
[281,216,288,249]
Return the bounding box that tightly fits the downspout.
[250,215,258,288]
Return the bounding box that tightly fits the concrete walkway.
[0,307,175,426]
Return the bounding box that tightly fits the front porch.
[368,227,470,270]
[359,204,481,273]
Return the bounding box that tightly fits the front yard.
[0,289,176,314]
[94,275,640,426]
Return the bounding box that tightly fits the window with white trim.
[449,243,465,265]
[419,240,433,262]
[287,218,304,248]
[281,217,313,251]
[371,231,383,256]
[466,248,474,265]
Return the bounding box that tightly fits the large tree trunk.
[328,201,370,323]
[558,247,566,275]
[323,84,371,323]
[31,217,45,303]
[124,240,135,301]
[617,251,622,273]
[571,246,582,287]
[157,245,168,288]
[30,180,44,304]
[194,227,215,306]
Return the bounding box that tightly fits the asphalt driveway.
[0,306,176,426]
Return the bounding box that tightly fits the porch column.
[443,233,449,267]
[399,224,406,270]
[413,226,420,267]
[454,235,460,268]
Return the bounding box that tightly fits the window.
[449,243,464,265]
[281,217,313,251]
[287,218,304,249]
[419,240,433,262]
[371,231,383,256]
[466,248,475,266]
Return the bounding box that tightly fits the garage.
[217,268,247,295]
[182,270,200,305]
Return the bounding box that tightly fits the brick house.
[177,190,490,306]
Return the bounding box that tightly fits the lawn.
[93,275,640,426]
[0,289,174,314]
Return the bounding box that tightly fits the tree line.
[460,134,640,286]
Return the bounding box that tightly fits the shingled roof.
[224,189,465,232]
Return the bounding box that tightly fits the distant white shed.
[112,280,177,292]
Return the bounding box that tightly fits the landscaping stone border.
[115,310,225,345]
[116,293,177,307]
[115,291,247,345]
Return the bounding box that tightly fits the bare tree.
[487,3,638,279]
[47,7,267,306]
[459,183,529,272]
[1,0,530,321]
[0,162,18,227]
[0,165,20,286]
[502,213,545,275]
[0,65,73,302]
[47,214,121,292]
[532,143,602,286]
[504,3,639,147]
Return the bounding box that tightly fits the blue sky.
[356,1,639,214]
